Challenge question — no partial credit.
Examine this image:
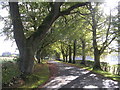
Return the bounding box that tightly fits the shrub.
[2,60,21,84]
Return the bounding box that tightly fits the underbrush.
[2,58,50,88]
[2,59,21,84]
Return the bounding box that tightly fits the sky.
[0,0,119,55]
[0,36,18,55]
[0,4,18,55]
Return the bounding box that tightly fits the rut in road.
[42,60,120,88]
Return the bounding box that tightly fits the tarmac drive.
[42,60,120,89]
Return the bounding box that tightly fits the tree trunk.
[65,46,68,62]
[93,52,102,70]
[61,50,65,62]
[65,55,68,62]
[90,4,102,70]
[63,55,65,62]
[9,2,35,74]
[92,28,102,70]
[19,45,35,74]
[68,45,72,63]
[80,39,86,65]
[73,39,76,64]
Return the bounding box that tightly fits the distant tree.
[2,52,11,57]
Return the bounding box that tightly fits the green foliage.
[1,2,119,83]
[19,2,50,38]
[2,60,21,83]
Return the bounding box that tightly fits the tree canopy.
[1,2,119,74]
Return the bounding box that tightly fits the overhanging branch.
[59,2,89,16]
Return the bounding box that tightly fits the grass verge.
[19,63,49,88]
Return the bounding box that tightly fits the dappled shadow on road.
[42,61,120,89]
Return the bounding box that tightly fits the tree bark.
[93,51,101,70]
[20,45,35,74]
[73,39,76,64]
[68,45,72,63]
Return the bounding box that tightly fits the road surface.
[42,60,120,89]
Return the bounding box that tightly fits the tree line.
[1,2,119,75]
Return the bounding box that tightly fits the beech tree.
[9,2,89,74]
[87,3,117,70]
[78,20,92,65]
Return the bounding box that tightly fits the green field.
[0,57,15,64]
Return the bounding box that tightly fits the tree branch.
[28,2,62,49]
[100,36,116,54]
[59,2,89,16]
[106,11,112,41]
[9,2,26,52]
[81,16,93,26]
